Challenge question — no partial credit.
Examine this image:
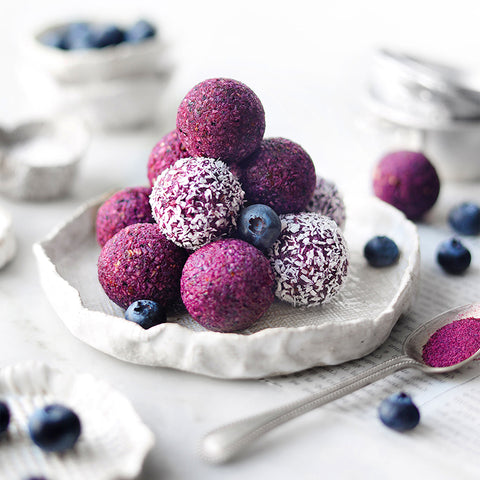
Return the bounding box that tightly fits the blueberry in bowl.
[125,300,166,329]
[0,400,10,434]
[378,392,420,432]
[436,237,471,274]
[237,204,282,251]
[363,235,400,267]
[448,202,480,236]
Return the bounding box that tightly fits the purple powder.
[422,317,480,367]
[176,78,265,164]
[147,130,190,186]
[181,238,275,333]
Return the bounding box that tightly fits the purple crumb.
[181,238,275,332]
[147,130,190,186]
[176,78,265,164]
[373,151,440,220]
[96,186,154,247]
[97,223,188,309]
[238,137,316,214]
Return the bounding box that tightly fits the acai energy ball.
[373,151,440,220]
[147,130,190,186]
[181,238,275,332]
[96,186,154,247]
[176,78,265,164]
[150,157,245,250]
[239,137,316,214]
[98,223,188,309]
[268,213,349,307]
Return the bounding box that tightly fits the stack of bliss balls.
[96,78,349,333]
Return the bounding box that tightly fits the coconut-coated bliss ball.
[267,213,349,307]
[98,223,188,309]
[305,175,346,229]
[239,137,316,214]
[96,186,154,247]
[147,130,190,186]
[150,157,245,250]
[181,238,275,332]
[373,151,440,220]
[176,78,265,164]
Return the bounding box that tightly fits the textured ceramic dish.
[0,117,89,200]
[33,194,420,379]
[0,204,16,268]
[0,362,154,480]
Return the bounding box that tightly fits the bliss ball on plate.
[96,186,154,247]
[147,130,190,186]
[98,223,188,309]
[239,137,316,214]
[176,78,265,164]
[372,150,440,220]
[305,175,346,229]
[150,157,245,250]
[181,238,275,332]
[267,212,349,307]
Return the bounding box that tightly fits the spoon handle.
[200,355,422,463]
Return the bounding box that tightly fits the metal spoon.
[200,303,480,464]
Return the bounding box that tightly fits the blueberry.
[448,202,480,236]
[237,204,282,250]
[64,22,96,50]
[363,235,400,267]
[0,400,10,434]
[39,30,67,50]
[437,237,471,274]
[378,392,420,432]
[28,404,81,452]
[125,300,166,329]
[125,20,156,43]
[93,24,125,48]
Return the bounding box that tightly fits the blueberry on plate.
[28,404,81,452]
[237,204,282,251]
[437,237,471,274]
[125,300,166,329]
[125,19,156,43]
[64,22,96,50]
[448,202,480,236]
[40,30,67,49]
[93,24,125,48]
[378,392,420,432]
[363,235,399,267]
[0,400,10,434]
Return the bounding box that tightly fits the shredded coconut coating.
[267,212,349,307]
[181,238,275,332]
[97,223,188,309]
[176,78,265,164]
[239,137,316,214]
[95,186,154,247]
[147,130,190,186]
[305,176,346,229]
[150,157,245,250]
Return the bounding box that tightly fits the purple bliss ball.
[373,151,440,220]
[147,130,190,186]
[181,238,275,332]
[267,213,349,307]
[238,137,316,214]
[176,78,265,164]
[97,223,188,309]
[96,186,154,247]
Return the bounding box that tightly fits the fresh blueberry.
[125,300,166,329]
[378,392,420,432]
[363,235,399,267]
[125,20,156,43]
[93,24,125,48]
[28,404,81,452]
[237,204,282,250]
[64,22,96,50]
[437,237,471,274]
[40,30,67,50]
[448,202,480,236]
[0,400,10,434]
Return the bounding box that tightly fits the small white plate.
[33,194,419,379]
[0,362,154,480]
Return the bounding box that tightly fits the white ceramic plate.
[0,362,154,480]
[33,194,420,379]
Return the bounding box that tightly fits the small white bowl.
[0,117,89,201]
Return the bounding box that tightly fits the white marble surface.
[1,1,480,478]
